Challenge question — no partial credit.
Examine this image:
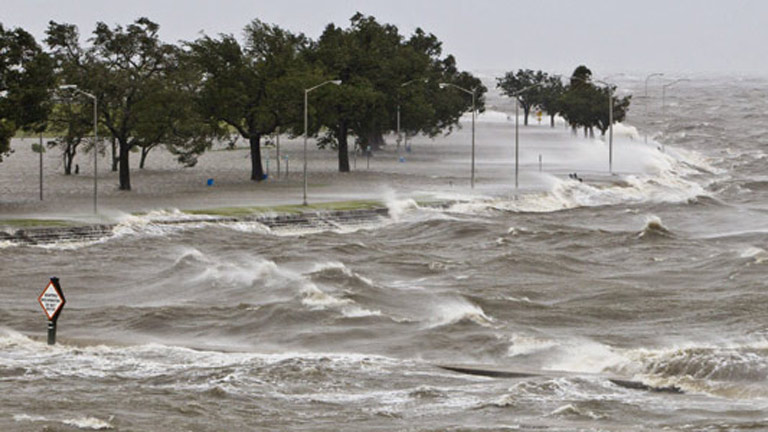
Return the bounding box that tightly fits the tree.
[310,14,400,171]
[594,85,632,136]
[0,24,54,162]
[558,65,631,137]
[397,30,486,141]
[47,18,179,190]
[189,19,312,181]
[496,69,548,126]
[538,75,565,127]
[46,100,93,174]
[310,13,486,172]
[130,47,221,169]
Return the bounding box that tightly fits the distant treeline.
[0,14,628,191]
[497,66,631,136]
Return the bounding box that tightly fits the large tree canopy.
[0,15,501,186]
[47,18,207,189]
[0,24,54,161]
[310,13,486,172]
[558,65,632,136]
[496,69,550,126]
[189,19,313,181]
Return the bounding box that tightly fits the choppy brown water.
[2,75,768,431]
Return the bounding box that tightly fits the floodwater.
[2,75,767,431]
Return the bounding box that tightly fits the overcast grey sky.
[3,0,767,75]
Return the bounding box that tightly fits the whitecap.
[424,297,494,328]
[62,416,114,430]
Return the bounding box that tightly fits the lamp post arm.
[307,79,341,93]
[439,82,474,96]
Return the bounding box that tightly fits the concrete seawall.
[0,207,392,246]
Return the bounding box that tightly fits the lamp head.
[59,84,78,90]
[331,80,342,85]
[438,83,448,89]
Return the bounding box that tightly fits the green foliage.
[2,15,489,179]
[496,69,551,125]
[0,23,55,162]
[0,218,73,228]
[309,13,485,172]
[47,18,199,188]
[188,19,313,179]
[555,65,632,136]
[46,98,94,174]
[538,76,566,126]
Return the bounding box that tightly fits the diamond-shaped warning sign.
[38,280,65,321]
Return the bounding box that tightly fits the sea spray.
[637,215,673,238]
[381,188,419,222]
[425,297,494,328]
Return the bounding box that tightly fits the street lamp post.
[59,84,98,214]
[439,83,476,188]
[512,83,544,191]
[397,78,427,155]
[303,79,341,206]
[39,132,43,201]
[661,78,690,151]
[662,78,690,118]
[644,73,664,144]
[565,75,617,174]
[594,79,615,173]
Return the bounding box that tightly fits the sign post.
[38,277,66,345]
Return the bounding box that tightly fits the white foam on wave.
[299,261,381,317]
[266,219,382,237]
[14,413,113,430]
[740,246,768,263]
[382,189,420,222]
[507,334,559,357]
[541,338,627,374]
[450,158,708,215]
[516,334,768,399]
[143,246,382,317]
[0,328,403,381]
[13,414,48,422]
[0,327,36,350]
[299,281,381,318]
[190,250,282,289]
[424,297,494,328]
[617,340,768,398]
[223,221,272,234]
[637,214,672,238]
[441,124,717,215]
[308,261,375,287]
[62,416,115,430]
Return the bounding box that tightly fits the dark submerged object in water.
[437,364,683,394]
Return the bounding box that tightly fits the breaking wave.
[637,215,673,239]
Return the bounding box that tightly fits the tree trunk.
[118,141,131,191]
[523,106,530,126]
[139,146,150,169]
[367,131,385,151]
[249,133,264,181]
[111,137,118,172]
[550,114,556,128]
[63,147,73,175]
[337,121,350,173]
